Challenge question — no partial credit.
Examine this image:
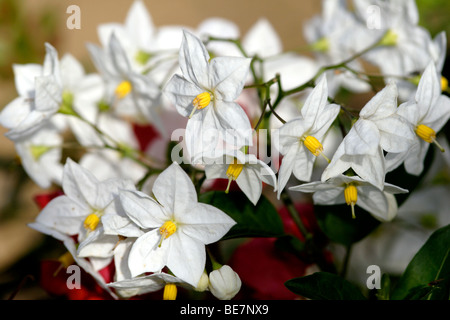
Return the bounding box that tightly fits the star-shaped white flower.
[385,62,450,175]
[290,174,408,222]
[322,81,415,189]
[204,150,277,205]
[0,43,62,140]
[31,158,136,243]
[163,30,253,161]
[120,162,236,287]
[273,75,340,198]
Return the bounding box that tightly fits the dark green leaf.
[274,234,305,256]
[285,272,366,300]
[391,224,450,300]
[199,191,284,240]
[314,204,380,246]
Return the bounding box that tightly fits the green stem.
[280,190,311,241]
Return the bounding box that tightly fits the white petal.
[301,75,329,125]
[124,0,155,49]
[77,229,117,258]
[344,119,380,156]
[236,166,263,205]
[208,56,251,101]
[178,202,236,243]
[179,30,210,88]
[128,229,166,277]
[166,232,206,287]
[153,162,198,215]
[119,189,167,229]
[12,63,42,97]
[415,62,440,119]
[243,18,282,58]
[35,195,87,235]
[376,114,415,153]
[359,81,398,121]
[163,74,202,117]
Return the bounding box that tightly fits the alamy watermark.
[66,5,81,30]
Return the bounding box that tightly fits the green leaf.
[314,204,380,246]
[391,224,450,300]
[199,191,285,240]
[285,272,366,300]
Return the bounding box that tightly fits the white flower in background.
[208,265,242,300]
[353,0,436,96]
[386,62,450,175]
[163,30,253,161]
[31,158,135,243]
[15,124,63,189]
[304,0,371,96]
[97,0,183,82]
[120,162,236,287]
[0,43,62,140]
[322,82,415,189]
[204,149,277,205]
[290,174,408,221]
[197,17,242,57]
[87,33,163,131]
[273,75,340,197]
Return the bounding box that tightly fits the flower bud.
[208,265,241,300]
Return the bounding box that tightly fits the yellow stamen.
[163,283,177,300]
[344,184,358,219]
[158,221,177,247]
[54,251,75,276]
[115,80,132,99]
[190,92,211,118]
[225,159,244,193]
[303,135,330,162]
[441,76,448,92]
[83,213,100,231]
[415,124,445,152]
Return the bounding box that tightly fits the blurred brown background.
[0,0,448,299]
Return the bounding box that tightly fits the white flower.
[87,33,163,130]
[273,75,340,197]
[97,0,182,81]
[15,124,63,188]
[304,0,371,96]
[32,158,135,243]
[290,174,408,222]
[385,62,450,175]
[204,150,277,205]
[120,162,236,287]
[163,30,253,160]
[208,265,242,300]
[0,43,62,140]
[322,81,415,189]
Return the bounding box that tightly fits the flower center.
[378,29,398,46]
[158,220,177,247]
[163,283,177,300]
[135,50,152,65]
[190,92,212,118]
[225,159,244,193]
[302,135,330,162]
[30,145,53,161]
[59,91,77,116]
[83,213,101,231]
[115,80,132,99]
[310,37,329,53]
[344,184,357,219]
[415,124,445,152]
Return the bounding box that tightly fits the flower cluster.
[1,0,449,300]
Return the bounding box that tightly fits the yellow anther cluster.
[303,136,323,156]
[415,124,436,143]
[163,283,177,300]
[225,159,244,193]
[159,221,177,240]
[115,80,132,99]
[83,213,100,231]
[344,184,358,219]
